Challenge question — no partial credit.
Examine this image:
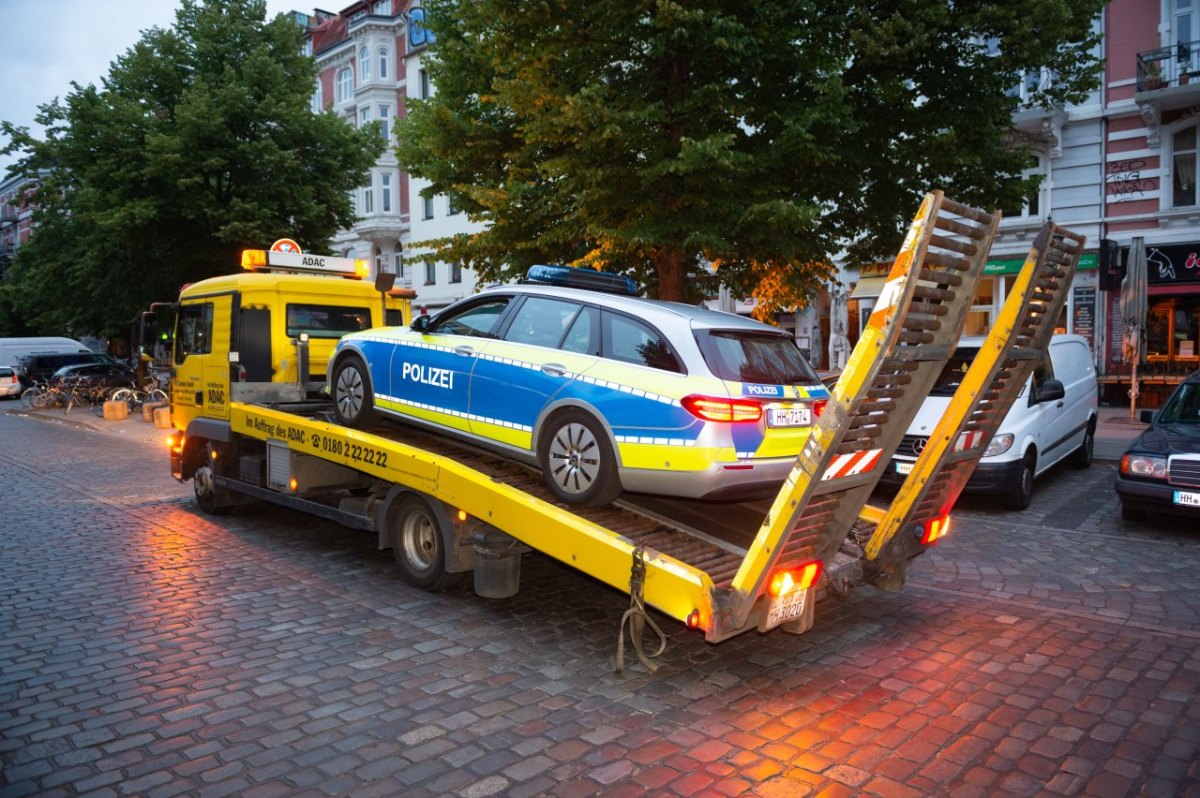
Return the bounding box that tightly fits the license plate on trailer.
[895,461,914,475]
[764,587,810,628]
[1174,490,1200,507]
[767,406,811,428]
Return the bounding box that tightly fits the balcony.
[1135,41,1200,145]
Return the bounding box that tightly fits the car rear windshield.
[929,347,980,396]
[695,330,820,385]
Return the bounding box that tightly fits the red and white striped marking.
[822,448,883,481]
[956,431,985,452]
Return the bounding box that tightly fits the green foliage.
[397,0,1104,313]
[0,0,384,336]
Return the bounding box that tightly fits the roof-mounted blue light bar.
[522,265,639,296]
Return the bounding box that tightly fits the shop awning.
[1149,283,1200,295]
[849,276,887,300]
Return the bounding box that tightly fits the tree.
[0,0,383,336]
[397,0,1104,317]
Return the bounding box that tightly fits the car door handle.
[541,363,567,377]
[454,346,475,357]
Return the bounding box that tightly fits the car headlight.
[983,433,1014,458]
[1121,453,1168,480]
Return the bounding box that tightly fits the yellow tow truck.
[155,197,1085,661]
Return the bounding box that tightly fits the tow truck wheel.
[391,495,459,591]
[332,355,379,428]
[538,410,621,507]
[194,463,233,515]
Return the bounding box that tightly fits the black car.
[1115,370,1200,522]
[18,351,115,387]
[49,362,138,391]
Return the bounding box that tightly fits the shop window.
[1145,297,1200,374]
[1173,126,1198,208]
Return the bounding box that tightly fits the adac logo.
[271,238,302,254]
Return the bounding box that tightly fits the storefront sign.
[984,253,1098,275]
[1145,243,1200,285]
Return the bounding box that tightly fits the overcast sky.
[1,0,299,177]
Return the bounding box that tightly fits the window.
[310,80,323,113]
[422,194,434,220]
[418,68,430,99]
[336,67,353,103]
[505,298,583,348]
[605,314,682,372]
[560,307,597,354]
[450,262,462,283]
[695,331,819,384]
[359,46,370,83]
[381,173,392,213]
[447,195,460,215]
[363,182,374,214]
[378,46,389,79]
[1173,126,1198,208]
[433,298,512,337]
[379,104,391,141]
[360,106,370,128]
[286,304,372,339]
[394,252,404,277]
[1002,153,1043,219]
[425,262,437,285]
[373,0,390,14]
[175,303,214,363]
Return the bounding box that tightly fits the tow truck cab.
[167,249,414,434]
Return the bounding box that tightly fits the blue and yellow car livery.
[330,267,828,505]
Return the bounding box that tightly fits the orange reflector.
[921,515,951,545]
[681,395,762,423]
[210,449,218,460]
[686,609,701,629]
[457,510,467,522]
[241,249,267,270]
[289,477,298,492]
[767,560,822,598]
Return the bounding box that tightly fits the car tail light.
[767,560,822,597]
[682,394,762,423]
[921,515,951,545]
[812,399,828,418]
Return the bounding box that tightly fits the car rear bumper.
[1115,477,1200,519]
[620,457,798,501]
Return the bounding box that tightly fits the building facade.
[0,172,41,277]
[300,1,481,313]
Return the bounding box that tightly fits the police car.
[329,266,829,506]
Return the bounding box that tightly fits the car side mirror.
[1036,379,1065,403]
[410,314,432,333]
[1139,409,1156,424]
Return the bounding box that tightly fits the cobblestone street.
[1,408,1198,797]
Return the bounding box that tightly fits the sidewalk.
[1095,403,1149,460]
[7,403,170,447]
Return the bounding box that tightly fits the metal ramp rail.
[708,191,1002,641]
[858,222,1087,582]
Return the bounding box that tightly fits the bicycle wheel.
[147,389,168,404]
[20,387,40,409]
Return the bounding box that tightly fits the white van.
[886,334,1099,510]
[0,337,91,369]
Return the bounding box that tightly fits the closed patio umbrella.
[1120,237,1148,418]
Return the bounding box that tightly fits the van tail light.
[682,395,762,423]
[767,560,822,598]
[921,515,951,545]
